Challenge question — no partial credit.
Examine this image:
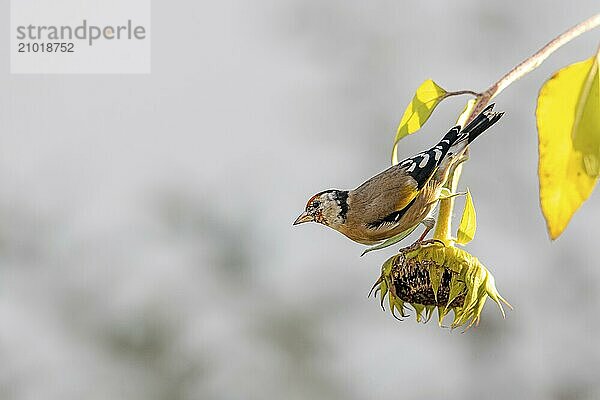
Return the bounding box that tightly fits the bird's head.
[293,190,348,228]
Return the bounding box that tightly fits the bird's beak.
[293,211,313,225]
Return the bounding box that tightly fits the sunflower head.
[370,240,511,330]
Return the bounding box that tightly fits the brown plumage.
[337,157,452,244]
[294,104,504,246]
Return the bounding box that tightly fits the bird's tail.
[434,104,504,171]
[442,104,504,154]
[461,104,504,144]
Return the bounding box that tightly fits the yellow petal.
[456,189,476,245]
[392,79,447,165]
[537,54,600,240]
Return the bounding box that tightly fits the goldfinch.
[293,104,504,245]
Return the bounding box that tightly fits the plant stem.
[433,13,600,243]
[444,90,479,98]
[433,101,475,244]
[433,162,464,245]
[469,13,600,122]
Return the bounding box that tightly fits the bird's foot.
[401,238,445,254]
[415,217,435,241]
[417,238,446,247]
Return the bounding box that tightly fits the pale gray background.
[1,1,599,399]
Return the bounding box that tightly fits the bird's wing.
[366,170,443,231]
[397,127,460,189]
[365,196,418,230]
[349,165,420,229]
[349,135,456,231]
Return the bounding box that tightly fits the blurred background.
[1,1,599,399]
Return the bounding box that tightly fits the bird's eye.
[312,201,320,208]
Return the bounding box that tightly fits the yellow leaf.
[573,56,600,177]
[537,54,600,240]
[392,79,447,165]
[456,189,476,245]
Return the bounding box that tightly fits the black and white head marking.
[306,190,349,227]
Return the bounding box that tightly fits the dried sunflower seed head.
[371,240,512,330]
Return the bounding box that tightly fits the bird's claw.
[419,238,446,247]
[400,238,445,253]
